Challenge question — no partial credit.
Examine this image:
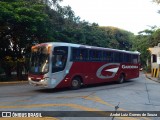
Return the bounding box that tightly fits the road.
[0,72,160,120]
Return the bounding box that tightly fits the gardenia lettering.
[122,65,138,69]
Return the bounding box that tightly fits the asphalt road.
[0,72,160,120]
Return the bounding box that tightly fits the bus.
[28,42,140,89]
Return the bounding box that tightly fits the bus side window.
[119,53,124,63]
[80,49,88,61]
[103,51,112,62]
[89,50,102,61]
[89,50,96,61]
[132,55,138,64]
[52,46,68,73]
[76,49,81,60]
[89,50,94,61]
[71,48,88,61]
[124,53,132,63]
[97,51,103,61]
[114,52,120,62]
[107,52,113,62]
[103,51,107,61]
[114,52,123,63]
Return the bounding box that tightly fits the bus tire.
[117,74,125,84]
[71,77,81,90]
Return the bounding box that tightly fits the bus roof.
[36,42,140,55]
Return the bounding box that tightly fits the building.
[148,43,160,78]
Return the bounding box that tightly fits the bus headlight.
[28,77,31,81]
[41,77,47,82]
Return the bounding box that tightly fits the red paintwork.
[28,74,44,81]
[55,62,139,88]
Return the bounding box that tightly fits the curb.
[0,81,28,85]
[145,74,160,83]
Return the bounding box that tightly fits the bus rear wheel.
[71,77,81,90]
[117,74,125,84]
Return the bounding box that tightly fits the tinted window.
[124,53,132,63]
[71,48,88,61]
[119,53,124,62]
[89,50,102,61]
[103,51,113,62]
[52,46,68,73]
[114,52,123,63]
[132,55,138,64]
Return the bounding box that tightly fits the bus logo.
[105,67,119,73]
[96,63,120,79]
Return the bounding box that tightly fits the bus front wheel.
[71,77,81,90]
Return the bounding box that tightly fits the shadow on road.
[35,80,135,94]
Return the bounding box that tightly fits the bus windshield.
[29,46,49,74]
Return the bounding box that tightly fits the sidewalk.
[0,78,28,85]
[145,73,160,83]
[0,73,28,85]
[0,80,28,85]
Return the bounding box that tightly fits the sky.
[60,0,160,34]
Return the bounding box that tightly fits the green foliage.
[1,0,160,79]
[0,1,49,50]
[0,67,4,74]
[99,26,134,50]
[132,27,160,67]
[153,0,160,4]
[0,0,51,78]
[145,64,151,73]
[0,0,135,79]
[133,34,150,66]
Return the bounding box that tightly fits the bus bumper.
[28,78,48,88]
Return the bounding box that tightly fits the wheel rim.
[72,80,79,87]
[120,75,124,83]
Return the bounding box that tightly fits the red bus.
[28,42,140,89]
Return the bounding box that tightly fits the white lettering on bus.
[122,65,138,69]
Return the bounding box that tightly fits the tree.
[132,34,150,67]
[0,0,51,78]
[99,26,134,50]
[0,0,136,80]
[153,0,160,4]
[132,27,160,67]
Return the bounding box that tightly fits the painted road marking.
[45,95,88,100]
[0,94,151,120]
[0,103,105,111]
[0,103,146,120]
[83,95,151,120]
